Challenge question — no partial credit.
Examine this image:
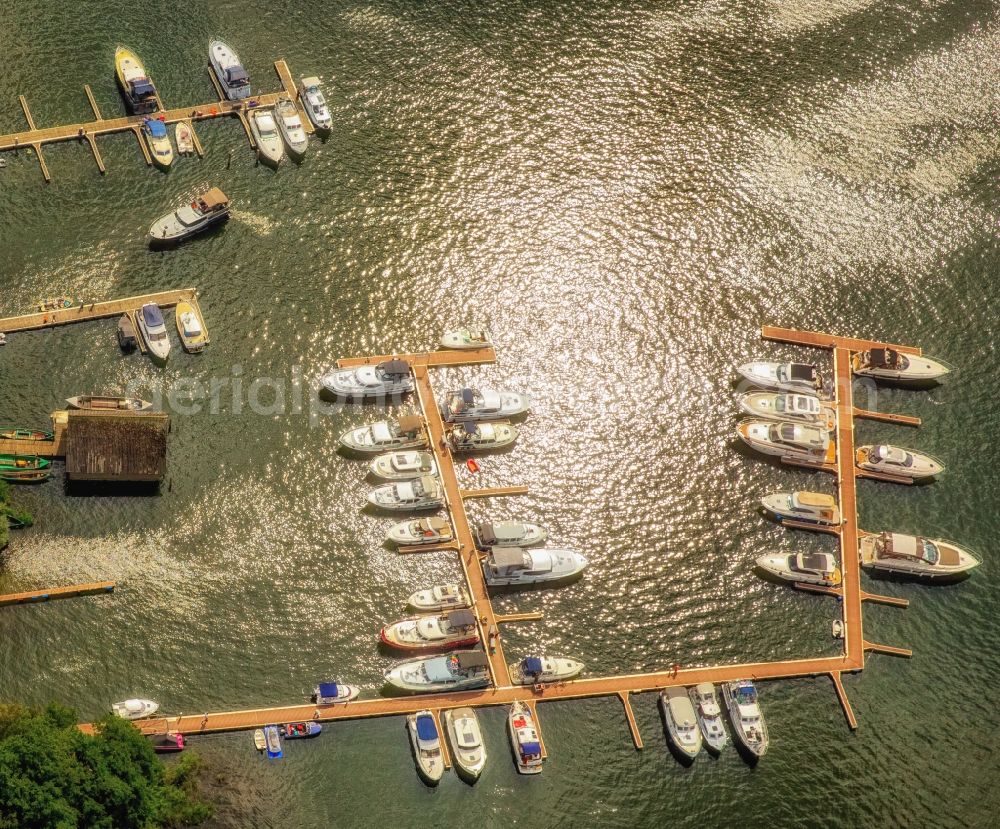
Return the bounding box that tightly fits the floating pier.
[80,327,925,751]
[0,581,115,608]
[0,61,301,181]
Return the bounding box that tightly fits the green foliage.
[0,704,211,828]
[0,479,34,549]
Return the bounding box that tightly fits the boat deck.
[80,327,924,749]
[0,60,300,181]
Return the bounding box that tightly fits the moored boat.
[150,732,185,753]
[446,421,518,452]
[115,46,158,114]
[388,517,454,547]
[737,391,834,428]
[253,729,266,752]
[737,419,833,463]
[175,301,207,353]
[441,327,492,350]
[112,698,160,720]
[855,444,944,481]
[141,118,173,170]
[407,583,471,612]
[482,546,588,587]
[322,360,413,400]
[66,395,153,412]
[407,711,444,785]
[851,348,951,383]
[760,490,840,527]
[737,361,821,393]
[367,475,443,511]
[149,187,230,245]
[275,98,308,157]
[473,520,547,549]
[440,387,530,422]
[210,39,251,100]
[381,609,479,652]
[0,455,51,477]
[339,416,426,453]
[444,707,487,781]
[755,551,842,587]
[370,450,437,481]
[136,302,171,365]
[299,77,332,132]
[250,109,284,167]
[38,297,73,311]
[858,532,979,578]
[264,725,283,759]
[312,682,361,704]
[281,722,322,739]
[117,315,138,352]
[508,701,543,774]
[660,687,702,762]
[384,650,490,693]
[175,120,194,154]
[0,427,53,441]
[688,683,727,754]
[722,681,768,760]
[509,655,584,685]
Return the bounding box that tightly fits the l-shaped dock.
[79,326,925,749]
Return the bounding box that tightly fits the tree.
[0,703,211,828]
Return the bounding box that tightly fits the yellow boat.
[141,117,173,170]
[175,301,207,353]
[115,46,159,115]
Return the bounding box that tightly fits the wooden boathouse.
[64,410,169,483]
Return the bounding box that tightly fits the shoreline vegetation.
[0,703,212,827]
[0,479,34,551]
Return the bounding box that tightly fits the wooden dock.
[77,327,930,748]
[0,581,114,608]
[0,61,300,181]
[337,347,497,370]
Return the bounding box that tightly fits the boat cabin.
[396,415,424,438]
[876,533,955,566]
[225,65,250,89]
[377,359,410,379]
[195,188,230,215]
[454,651,489,671]
[414,517,451,537]
[486,547,530,576]
[779,363,818,385]
[869,445,912,467]
[443,609,477,632]
[314,682,342,704]
[866,348,906,370]
[773,423,829,451]
[791,553,838,577]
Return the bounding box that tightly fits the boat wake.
[229,209,276,235]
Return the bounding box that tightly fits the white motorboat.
[367,475,443,511]
[509,655,584,685]
[299,76,332,132]
[149,187,230,245]
[688,683,727,754]
[737,392,834,428]
[444,707,487,781]
[856,444,944,480]
[722,681,768,759]
[380,609,480,652]
[756,551,842,587]
[370,450,437,481]
[738,361,821,393]
[209,39,251,100]
[441,327,492,350]
[136,302,171,364]
[482,547,588,587]
[388,517,454,547]
[407,711,445,785]
[250,109,284,166]
[112,698,160,720]
[852,348,951,383]
[174,120,194,154]
[339,416,426,453]
[321,359,413,400]
[141,118,173,170]
[760,491,841,527]
[275,98,308,157]
[737,419,832,462]
[407,583,471,612]
[859,532,979,578]
[440,388,530,422]
[312,681,361,704]
[447,421,518,452]
[384,650,491,693]
[508,701,543,774]
[473,520,547,549]
[660,687,703,761]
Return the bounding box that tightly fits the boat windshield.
[921,540,939,565]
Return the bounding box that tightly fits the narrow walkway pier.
[0,581,115,608]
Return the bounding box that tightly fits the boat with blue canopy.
[407,710,444,784]
[264,725,283,759]
[312,682,361,704]
[508,701,543,774]
[137,302,171,364]
[141,118,173,170]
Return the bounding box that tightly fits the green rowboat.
[0,427,55,441]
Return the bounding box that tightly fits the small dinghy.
[0,427,54,441]
[117,315,137,352]
[441,327,492,350]
[446,421,518,452]
[175,301,207,353]
[855,444,944,481]
[388,517,454,547]
[150,732,185,753]
[369,450,437,481]
[38,297,74,311]
[175,121,195,154]
[407,583,471,612]
[832,620,844,639]
[444,707,487,782]
[312,682,361,704]
[509,655,584,685]
[508,701,543,774]
[253,729,267,752]
[264,725,283,759]
[281,722,322,739]
[112,698,160,720]
[66,395,152,412]
[0,455,51,482]
[407,711,445,785]
[380,609,480,652]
